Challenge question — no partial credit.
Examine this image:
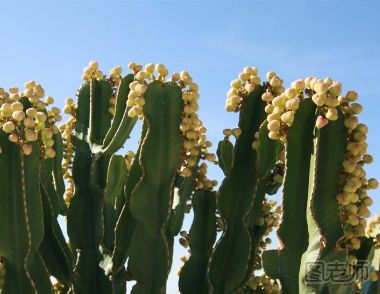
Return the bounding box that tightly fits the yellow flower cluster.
[108,66,123,116]
[125,63,153,119]
[109,66,123,86]
[123,62,217,187]
[225,67,261,112]
[0,83,61,158]
[335,91,377,251]
[255,199,280,237]
[60,98,77,203]
[82,61,105,81]
[262,73,301,141]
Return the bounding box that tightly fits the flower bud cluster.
[125,63,159,119]
[108,66,123,116]
[109,66,123,85]
[246,274,280,294]
[305,77,342,129]
[82,60,105,81]
[256,198,280,238]
[124,63,217,187]
[0,83,61,158]
[225,67,261,112]
[335,92,377,251]
[262,73,301,141]
[60,97,77,203]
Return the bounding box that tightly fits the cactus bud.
[268,120,281,132]
[223,128,232,136]
[350,103,363,114]
[12,110,25,122]
[26,108,37,118]
[345,91,359,101]
[2,121,16,133]
[368,178,378,189]
[22,144,33,155]
[8,133,18,143]
[316,116,329,129]
[291,79,305,91]
[11,102,24,111]
[261,92,274,102]
[232,128,242,138]
[230,79,242,89]
[268,131,280,140]
[266,71,276,81]
[326,107,338,121]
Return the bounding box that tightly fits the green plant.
[0,62,378,294]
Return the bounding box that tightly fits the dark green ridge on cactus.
[256,121,281,178]
[112,124,147,274]
[242,123,281,287]
[299,108,348,294]
[127,81,183,294]
[75,82,90,138]
[72,250,112,293]
[169,157,200,237]
[41,160,63,217]
[243,182,271,288]
[51,132,66,214]
[102,155,128,253]
[179,190,216,294]
[67,137,111,293]
[217,138,234,177]
[102,74,137,155]
[0,133,52,294]
[88,79,113,146]
[208,85,266,294]
[263,98,317,294]
[39,184,73,285]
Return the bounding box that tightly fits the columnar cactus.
[0,63,378,294]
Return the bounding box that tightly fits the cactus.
[0,63,378,294]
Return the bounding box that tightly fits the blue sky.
[1,1,379,293]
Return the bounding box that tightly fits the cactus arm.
[102,74,137,155]
[262,99,317,294]
[103,155,128,205]
[52,132,67,214]
[39,184,73,285]
[208,85,267,293]
[299,109,348,293]
[0,134,52,293]
[169,160,200,236]
[179,190,216,294]
[127,81,183,293]
[88,80,113,146]
[75,82,90,137]
[111,125,146,274]
[67,137,111,293]
[102,155,128,252]
[217,138,234,177]
[256,121,281,177]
